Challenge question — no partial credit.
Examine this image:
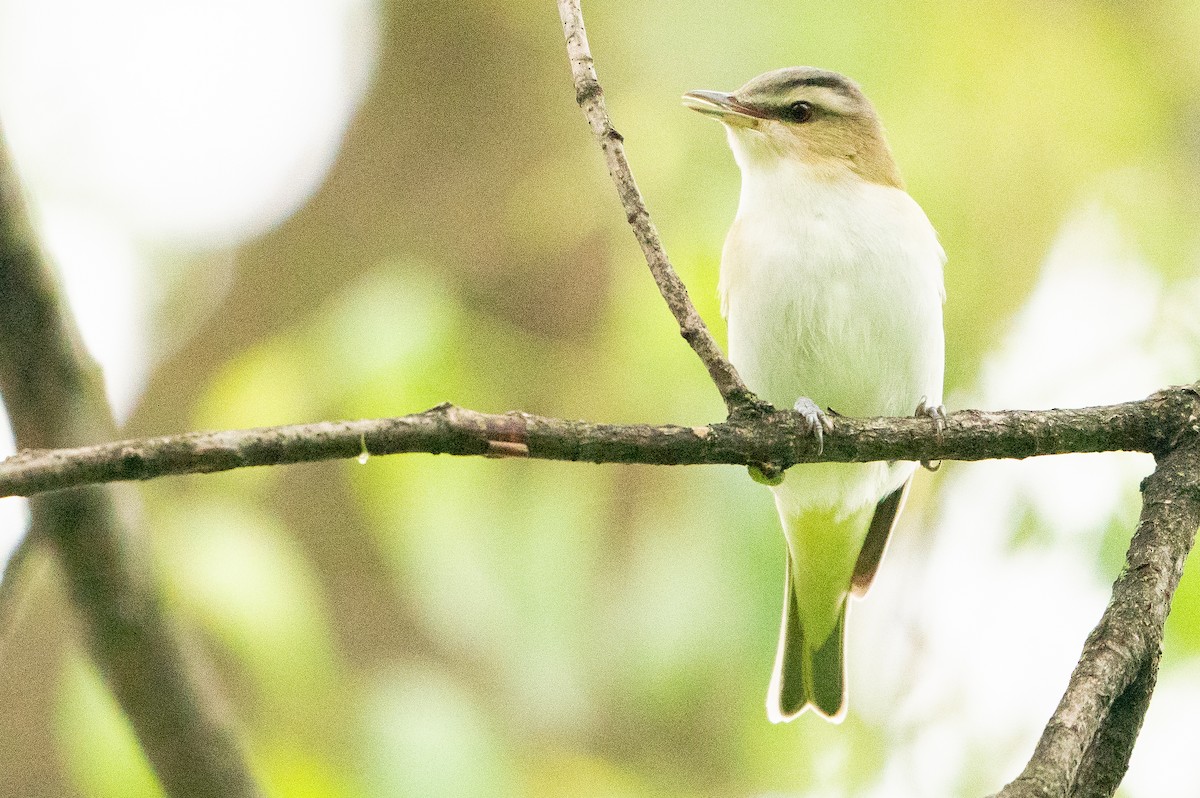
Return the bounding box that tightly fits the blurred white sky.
[0,0,379,420]
[0,0,379,603]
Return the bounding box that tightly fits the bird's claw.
[915,397,946,471]
[915,397,947,437]
[794,396,833,456]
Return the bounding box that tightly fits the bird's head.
[683,67,902,189]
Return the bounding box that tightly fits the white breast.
[720,158,945,514]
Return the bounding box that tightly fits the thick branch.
[555,0,766,418]
[0,133,262,797]
[991,426,1200,798]
[2,386,1195,499]
[1069,654,1158,797]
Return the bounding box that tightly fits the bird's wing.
[850,478,911,597]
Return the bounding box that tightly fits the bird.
[683,67,945,723]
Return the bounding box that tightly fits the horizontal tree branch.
[2,385,1196,499]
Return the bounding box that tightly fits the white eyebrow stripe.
[801,85,858,116]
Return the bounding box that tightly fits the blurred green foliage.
[4,0,1200,796]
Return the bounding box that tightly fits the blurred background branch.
[0,134,262,797]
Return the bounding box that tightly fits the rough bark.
[991,432,1200,797]
[1,387,1196,499]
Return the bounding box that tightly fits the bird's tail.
[766,551,848,723]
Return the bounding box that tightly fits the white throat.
[726,129,869,223]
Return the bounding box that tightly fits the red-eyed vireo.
[684,67,946,723]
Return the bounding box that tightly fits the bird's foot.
[794,396,834,456]
[915,397,946,471]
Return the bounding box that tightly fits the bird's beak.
[682,90,765,127]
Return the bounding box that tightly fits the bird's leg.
[794,396,834,456]
[915,396,946,471]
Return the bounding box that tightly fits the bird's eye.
[788,100,813,123]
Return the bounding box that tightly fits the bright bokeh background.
[2,1,1199,796]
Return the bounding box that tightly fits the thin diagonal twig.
[555,0,767,419]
